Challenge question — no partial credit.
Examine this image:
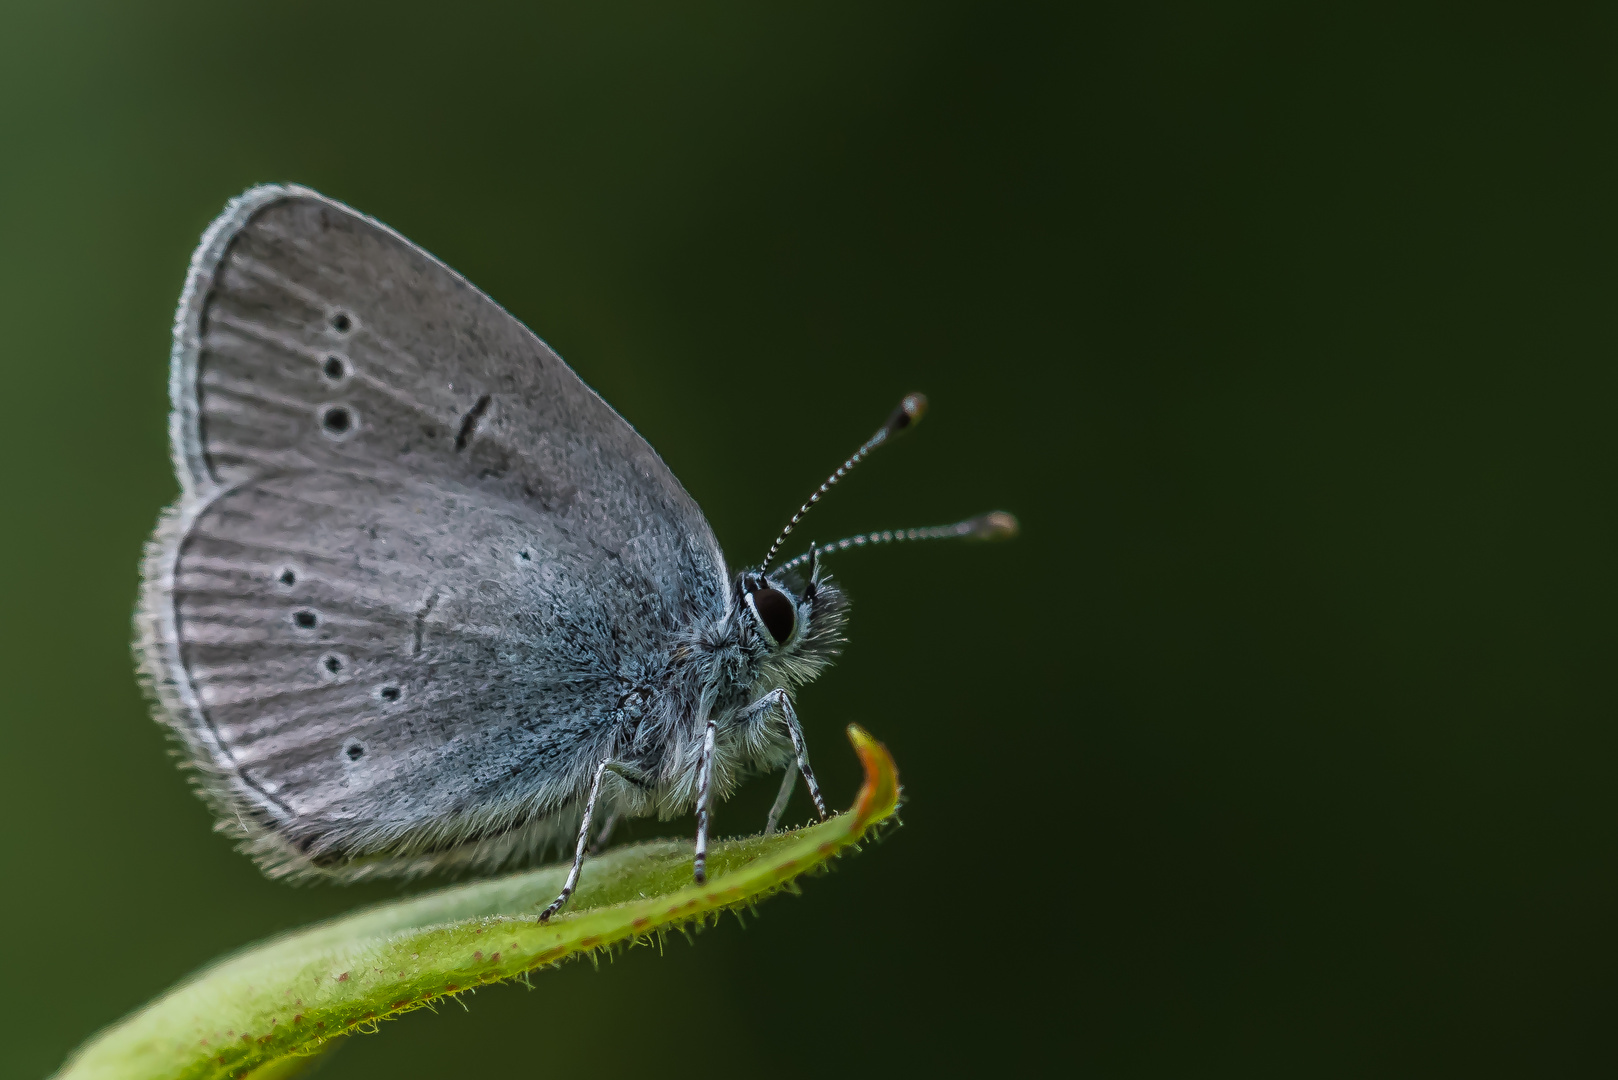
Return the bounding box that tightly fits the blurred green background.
[3,3,1616,1076]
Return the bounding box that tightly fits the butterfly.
[136,185,1015,918]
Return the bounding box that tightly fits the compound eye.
[749,587,796,646]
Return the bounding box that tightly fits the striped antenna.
[758,392,928,572]
[774,511,1019,576]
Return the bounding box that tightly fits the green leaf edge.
[57,725,900,1080]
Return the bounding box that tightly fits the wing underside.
[137,186,726,878]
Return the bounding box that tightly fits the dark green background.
[3,3,1616,1076]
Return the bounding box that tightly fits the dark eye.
[750,587,796,646]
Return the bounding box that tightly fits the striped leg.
[764,766,795,835]
[693,718,718,884]
[776,694,827,821]
[740,689,828,823]
[540,758,609,922]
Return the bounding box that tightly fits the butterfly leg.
[540,758,610,922]
[764,766,795,835]
[778,694,828,821]
[693,717,718,884]
[739,688,828,827]
[588,809,621,855]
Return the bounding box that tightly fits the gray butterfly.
[136,185,1015,918]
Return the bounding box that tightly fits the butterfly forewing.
[140,186,727,877]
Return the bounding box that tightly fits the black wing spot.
[454,394,492,451]
[379,685,401,702]
[322,654,342,674]
[519,549,531,561]
[278,568,296,586]
[293,609,318,629]
[330,311,353,334]
[321,405,352,436]
[323,355,347,381]
[345,742,365,761]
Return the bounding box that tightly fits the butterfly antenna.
[759,393,928,572]
[774,512,1019,576]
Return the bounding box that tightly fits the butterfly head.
[736,550,848,670]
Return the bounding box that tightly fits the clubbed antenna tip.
[966,511,1019,540]
[886,392,928,434]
